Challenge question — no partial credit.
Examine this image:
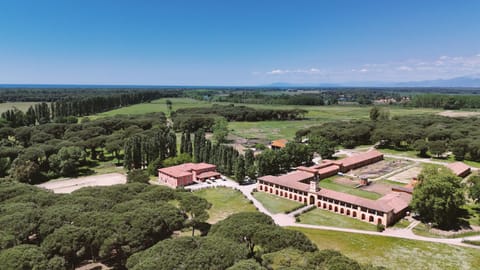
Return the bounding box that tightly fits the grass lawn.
[194,187,257,223]
[0,102,43,114]
[318,177,382,200]
[391,218,411,229]
[290,227,480,270]
[298,208,377,231]
[252,191,303,214]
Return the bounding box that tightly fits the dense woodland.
[297,114,480,162]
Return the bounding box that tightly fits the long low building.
[446,162,471,178]
[158,163,220,188]
[257,150,411,226]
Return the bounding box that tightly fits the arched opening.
[328,205,332,210]
[353,211,357,218]
[317,202,321,207]
[334,206,338,212]
[275,190,278,195]
[323,203,327,209]
[259,186,262,191]
[377,218,383,225]
[294,195,297,200]
[369,216,374,222]
[346,210,351,216]
[340,208,344,214]
[309,195,315,205]
[361,214,365,220]
[289,194,292,199]
[280,191,283,196]
[269,188,273,193]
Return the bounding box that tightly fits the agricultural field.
[252,191,303,214]
[194,187,257,223]
[0,102,41,114]
[297,208,377,231]
[291,227,480,270]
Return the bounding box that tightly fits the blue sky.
[0,0,479,85]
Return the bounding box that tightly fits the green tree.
[178,194,211,236]
[244,149,256,179]
[213,117,229,143]
[369,106,380,121]
[413,139,429,157]
[308,136,335,159]
[411,166,465,228]
[0,244,49,270]
[469,175,480,204]
[127,169,150,184]
[428,140,446,157]
[235,155,246,181]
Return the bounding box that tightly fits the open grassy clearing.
[93,98,442,140]
[290,226,480,270]
[0,102,42,114]
[391,218,410,229]
[252,192,303,214]
[318,177,382,200]
[194,187,257,223]
[297,208,377,231]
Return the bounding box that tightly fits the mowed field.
[94,98,442,140]
[0,102,41,114]
[290,227,480,270]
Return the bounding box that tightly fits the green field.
[318,177,382,200]
[290,227,480,270]
[0,102,42,114]
[298,208,377,231]
[93,98,442,140]
[252,192,303,214]
[194,187,257,223]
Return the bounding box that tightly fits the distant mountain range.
[268,75,480,88]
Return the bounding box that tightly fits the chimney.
[309,181,318,192]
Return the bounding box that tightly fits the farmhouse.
[158,163,220,188]
[446,162,471,178]
[257,150,411,226]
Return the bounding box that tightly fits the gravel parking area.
[37,173,126,193]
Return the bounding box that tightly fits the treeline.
[171,104,307,132]
[0,113,168,183]
[411,94,480,109]
[0,90,182,127]
[297,114,480,162]
[0,88,183,102]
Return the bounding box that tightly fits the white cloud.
[359,68,368,73]
[266,68,323,75]
[397,66,413,71]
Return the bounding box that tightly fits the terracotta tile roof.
[258,171,313,191]
[338,149,383,168]
[317,165,340,175]
[446,162,471,177]
[377,192,412,214]
[197,171,221,179]
[158,163,216,178]
[271,139,288,148]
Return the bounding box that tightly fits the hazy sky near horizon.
[1,0,480,85]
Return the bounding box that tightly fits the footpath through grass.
[194,187,256,223]
[290,227,480,270]
[252,192,303,214]
[298,208,377,231]
[318,177,382,200]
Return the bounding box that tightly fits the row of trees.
[0,90,182,127]
[411,94,480,109]
[297,114,480,162]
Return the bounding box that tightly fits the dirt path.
[37,173,126,193]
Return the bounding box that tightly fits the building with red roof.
[257,150,410,226]
[270,139,288,150]
[446,162,471,178]
[158,162,220,188]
